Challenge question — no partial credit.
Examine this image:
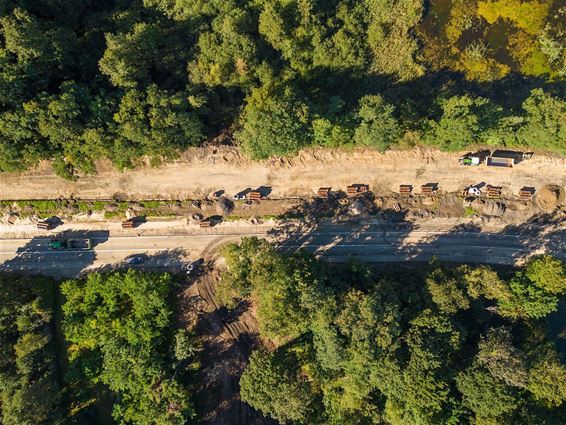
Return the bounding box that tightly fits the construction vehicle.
[486,150,533,168]
[463,186,481,197]
[48,238,93,250]
[459,155,481,166]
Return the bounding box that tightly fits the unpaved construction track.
[1,147,564,200]
[185,271,271,425]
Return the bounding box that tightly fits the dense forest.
[220,238,566,424]
[1,249,565,424]
[0,0,564,178]
[0,270,199,425]
[0,274,63,424]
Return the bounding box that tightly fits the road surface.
[1,222,563,277]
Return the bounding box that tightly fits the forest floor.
[1,146,564,201]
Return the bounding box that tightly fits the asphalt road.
[1,222,563,277]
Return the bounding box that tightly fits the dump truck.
[48,238,93,250]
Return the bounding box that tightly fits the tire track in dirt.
[187,270,273,425]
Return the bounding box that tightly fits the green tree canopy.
[0,274,63,425]
[516,89,566,154]
[235,84,312,159]
[240,350,317,424]
[61,270,194,424]
[225,241,566,424]
[354,95,403,151]
[113,85,203,168]
[424,95,503,150]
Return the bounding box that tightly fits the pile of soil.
[216,197,235,216]
[537,185,565,212]
[438,194,465,217]
[469,199,506,217]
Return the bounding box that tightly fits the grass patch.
[92,201,106,211]
[104,211,123,219]
[225,214,283,222]
[464,206,478,216]
[141,200,161,209]
[76,202,92,213]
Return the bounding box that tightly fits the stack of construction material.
[486,185,502,198]
[247,191,262,200]
[121,219,135,228]
[346,184,369,196]
[37,220,51,230]
[420,184,436,195]
[519,187,535,200]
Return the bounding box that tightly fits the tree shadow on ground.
[92,247,190,276]
[0,231,196,278]
[0,229,109,278]
[299,68,565,116]
[268,196,565,266]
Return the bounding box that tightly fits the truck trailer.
[486,157,514,167]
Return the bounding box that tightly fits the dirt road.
[1,147,564,200]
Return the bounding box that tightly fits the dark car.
[125,255,146,265]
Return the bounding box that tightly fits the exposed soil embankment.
[1,147,564,201]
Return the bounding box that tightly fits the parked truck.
[48,238,93,250]
[486,156,514,167]
[458,155,481,166]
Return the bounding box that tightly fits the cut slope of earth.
[1,147,564,201]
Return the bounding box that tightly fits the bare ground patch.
[179,269,273,425]
[1,147,563,202]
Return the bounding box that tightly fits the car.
[125,255,145,265]
[233,193,246,200]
